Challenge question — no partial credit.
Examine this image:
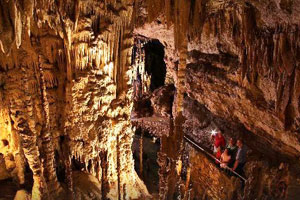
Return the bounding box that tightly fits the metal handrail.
[184,135,247,182]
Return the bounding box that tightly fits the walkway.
[184,135,247,181]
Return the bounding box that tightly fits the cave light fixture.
[210,129,218,136]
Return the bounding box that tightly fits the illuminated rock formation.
[0,0,148,199]
[0,0,299,200]
[133,0,300,199]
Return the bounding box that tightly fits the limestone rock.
[14,190,31,200]
[0,0,299,199]
[0,155,10,180]
[150,85,175,118]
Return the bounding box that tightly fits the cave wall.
[0,0,148,199]
[0,0,299,199]
[188,146,239,200]
[135,0,300,158]
[133,0,300,199]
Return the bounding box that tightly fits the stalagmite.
[38,60,61,198]
[139,129,143,177]
[0,0,149,199]
[183,167,191,200]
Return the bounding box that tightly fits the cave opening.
[131,37,167,97]
[144,39,166,92]
[0,1,300,200]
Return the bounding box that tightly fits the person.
[232,139,247,177]
[227,138,237,153]
[226,138,237,166]
[215,146,222,165]
[220,148,232,168]
[213,131,226,154]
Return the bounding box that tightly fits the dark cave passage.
[0,0,300,200]
[144,40,166,92]
[132,128,160,194]
[131,38,167,97]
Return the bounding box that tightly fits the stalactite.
[164,0,172,27]
[157,151,169,200]
[0,0,14,54]
[13,2,22,49]
[116,132,121,200]
[118,25,124,97]
[16,118,45,200]
[14,152,26,185]
[7,67,48,200]
[279,32,294,75]
[289,69,300,128]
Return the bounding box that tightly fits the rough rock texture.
[150,85,175,118]
[132,117,170,138]
[136,0,300,159]
[72,171,102,200]
[131,85,174,137]
[187,146,240,200]
[132,0,300,199]
[14,190,31,200]
[0,0,299,200]
[0,0,148,199]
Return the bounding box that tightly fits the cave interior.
[0,0,300,200]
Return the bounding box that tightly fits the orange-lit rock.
[0,0,299,199]
[0,0,148,199]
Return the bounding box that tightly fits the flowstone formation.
[0,0,300,200]
[0,0,148,199]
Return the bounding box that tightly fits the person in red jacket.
[215,146,222,165]
[213,131,226,154]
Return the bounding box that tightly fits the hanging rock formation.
[0,0,148,199]
[134,0,300,158]
[0,0,299,200]
[132,0,300,199]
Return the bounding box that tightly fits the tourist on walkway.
[227,137,237,167]
[232,139,247,176]
[227,138,237,153]
[215,146,222,165]
[212,131,226,154]
[220,148,232,168]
